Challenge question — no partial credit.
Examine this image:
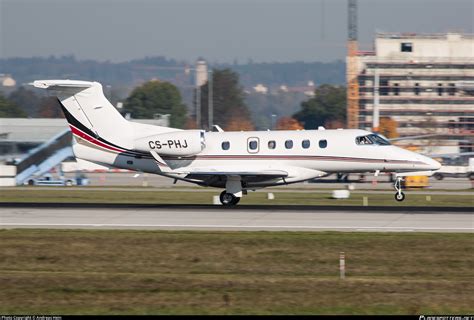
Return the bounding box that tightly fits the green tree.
[38,96,63,118]
[293,84,346,129]
[123,80,187,128]
[0,94,27,117]
[8,87,40,117]
[199,68,253,130]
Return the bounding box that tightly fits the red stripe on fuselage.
[69,125,424,166]
[69,125,125,153]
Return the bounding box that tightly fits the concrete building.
[253,83,268,94]
[0,74,16,87]
[195,59,208,87]
[357,32,474,153]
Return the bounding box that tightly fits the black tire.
[27,179,35,186]
[433,173,444,180]
[468,173,474,181]
[231,196,241,205]
[220,191,237,206]
[394,192,405,202]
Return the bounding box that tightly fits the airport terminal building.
[356,32,474,153]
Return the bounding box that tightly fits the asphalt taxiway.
[0,203,472,233]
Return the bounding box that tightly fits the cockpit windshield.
[355,134,391,146]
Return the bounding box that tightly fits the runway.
[0,204,472,232]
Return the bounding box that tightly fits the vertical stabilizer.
[34,80,133,149]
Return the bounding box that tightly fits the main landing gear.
[220,176,243,206]
[220,191,241,206]
[393,176,405,202]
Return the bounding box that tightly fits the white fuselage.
[73,128,440,188]
[32,79,441,193]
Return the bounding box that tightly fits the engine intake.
[134,130,205,156]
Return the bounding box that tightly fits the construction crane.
[346,0,359,129]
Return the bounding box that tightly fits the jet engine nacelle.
[134,130,205,156]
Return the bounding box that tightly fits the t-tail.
[33,80,187,168]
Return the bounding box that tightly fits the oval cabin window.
[268,140,276,149]
[302,140,310,149]
[249,140,258,150]
[222,141,230,150]
[319,139,327,148]
[285,140,293,149]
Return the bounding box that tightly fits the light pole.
[271,114,277,130]
[208,69,213,130]
[106,85,112,102]
[196,84,201,128]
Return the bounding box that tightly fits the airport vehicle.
[433,157,474,180]
[33,80,441,205]
[25,174,75,186]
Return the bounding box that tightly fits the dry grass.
[0,229,472,314]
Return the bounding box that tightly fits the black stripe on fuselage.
[57,98,151,158]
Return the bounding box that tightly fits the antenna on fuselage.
[212,125,224,132]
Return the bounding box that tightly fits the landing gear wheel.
[220,191,237,206]
[393,177,406,202]
[394,192,405,202]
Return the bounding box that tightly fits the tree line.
[1,55,345,88]
[0,68,398,137]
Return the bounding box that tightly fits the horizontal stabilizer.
[32,80,94,90]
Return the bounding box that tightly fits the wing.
[179,168,288,179]
[150,150,286,184]
[179,167,289,188]
[149,151,325,187]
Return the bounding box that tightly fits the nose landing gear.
[393,177,405,202]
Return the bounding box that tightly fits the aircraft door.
[247,137,260,154]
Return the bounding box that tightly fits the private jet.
[33,80,441,205]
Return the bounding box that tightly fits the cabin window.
[355,134,390,146]
[356,136,372,145]
[268,140,276,149]
[302,140,310,149]
[319,139,327,148]
[247,137,259,153]
[285,140,293,149]
[249,140,258,150]
[369,134,391,145]
[222,141,230,150]
[401,42,412,52]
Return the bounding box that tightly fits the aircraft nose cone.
[423,156,442,170]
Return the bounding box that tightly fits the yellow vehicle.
[402,175,429,188]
